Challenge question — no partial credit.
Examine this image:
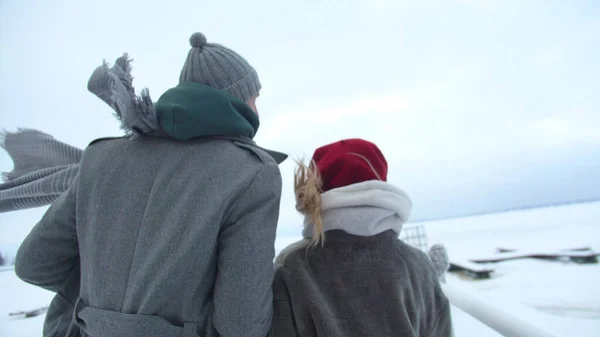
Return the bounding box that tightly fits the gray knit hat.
[179,32,261,103]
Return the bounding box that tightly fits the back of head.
[179,32,261,104]
[312,138,388,192]
[88,32,262,139]
[295,139,388,246]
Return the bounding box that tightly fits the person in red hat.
[269,138,453,337]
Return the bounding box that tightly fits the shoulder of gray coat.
[398,240,440,280]
[274,239,312,268]
[88,136,127,147]
[232,140,278,165]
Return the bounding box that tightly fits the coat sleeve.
[269,267,300,337]
[15,174,79,293]
[213,161,282,337]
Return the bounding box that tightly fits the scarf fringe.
[88,60,124,125]
[88,53,157,135]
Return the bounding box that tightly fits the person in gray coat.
[270,138,453,337]
[14,32,286,337]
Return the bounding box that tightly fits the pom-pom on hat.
[179,32,261,103]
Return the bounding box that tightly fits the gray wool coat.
[270,230,453,337]
[269,180,452,337]
[15,136,283,337]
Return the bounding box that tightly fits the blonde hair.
[294,152,383,247]
[294,158,325,246]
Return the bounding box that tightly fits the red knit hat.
[311,138,388,192]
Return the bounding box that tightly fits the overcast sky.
[1,0,599,243]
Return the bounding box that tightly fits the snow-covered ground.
[1,201,599,337]
[421,200,600,337]
[0,268,54,337]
